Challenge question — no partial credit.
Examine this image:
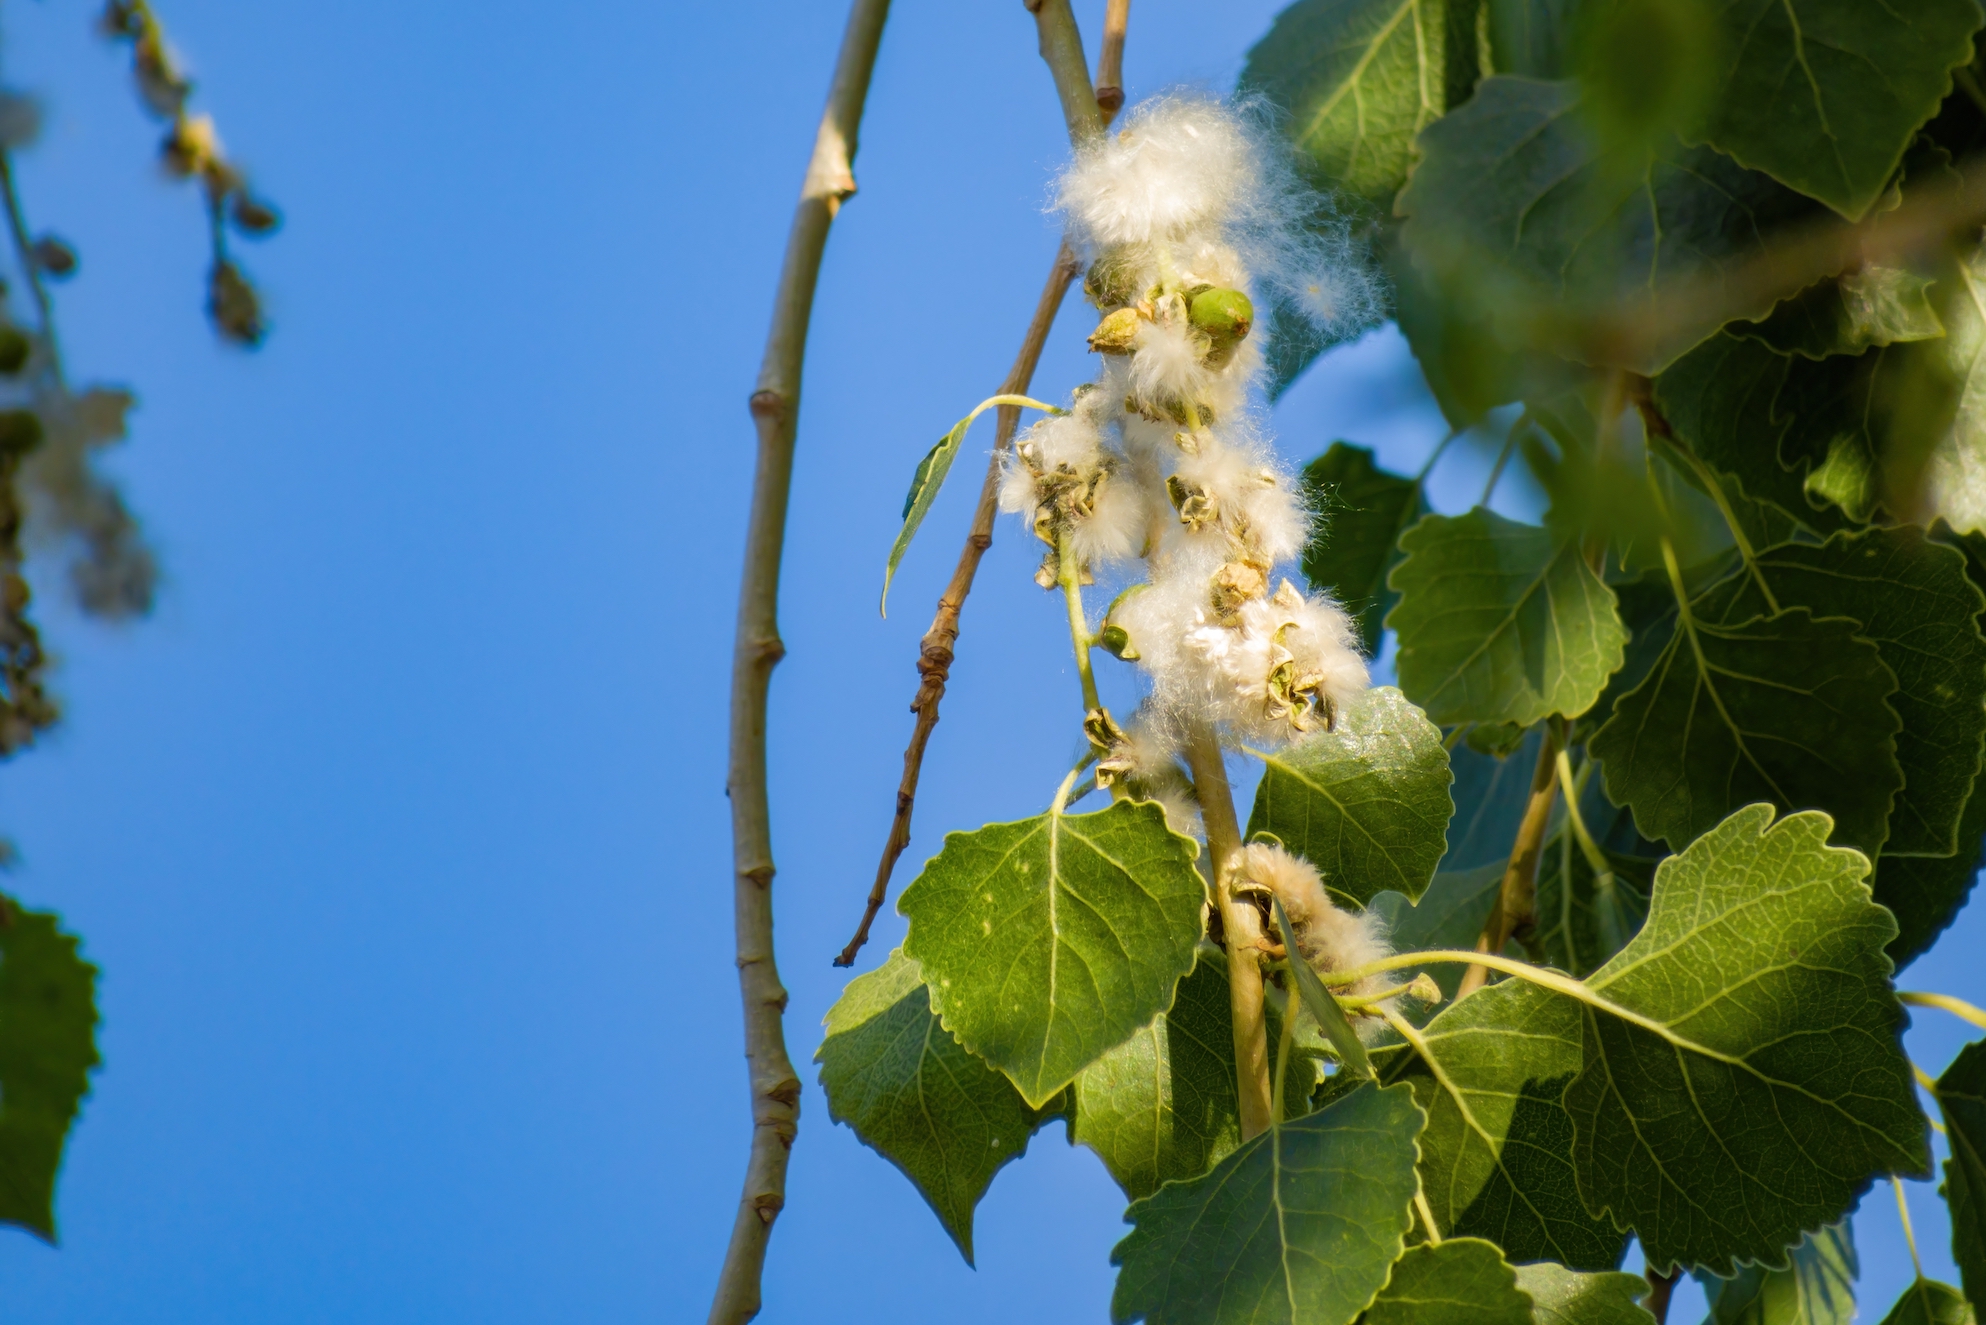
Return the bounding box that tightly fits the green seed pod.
[1095,623,1138,660]
[1187,287,1253,365]
[0,328,32,376]
[1088,306,1142,355]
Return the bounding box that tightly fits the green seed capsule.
[1187,287,1253,365]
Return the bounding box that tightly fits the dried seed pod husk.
[1088,306,1142,355]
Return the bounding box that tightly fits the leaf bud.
[208,259,265,345]
[1405,974,1443,1006]
[1088,306,1142,355]
[229,194,281,236]
[30,237,75,279]
[1187,287,1253,366]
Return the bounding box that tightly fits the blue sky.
[0,2,1974,1321]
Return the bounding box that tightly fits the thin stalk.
[1645,1270,1680,1325]
[1271,982,1297,1125]
[1095,0,1130,112]
[1414,1191,1444,1244]
[1893,1176,1926,1279]
[1478,413,1526,508]
[1900,990,1986,1031]
[713,1,889,1319]
[0,151,62,385]
[1662,434,1779,613]
[1458,720,1562,998]
[1059,534,1101,713]
[1554,749,1612,879]
[1026,0,1105,147]
[1183,722,1274,1140]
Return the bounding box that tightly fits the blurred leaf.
[1242,0,1452,216]
[1935,1039,1986,1313]
[1364,1239,1534,1325]
[1389,509,1627,727]
[1532,837,1654,979]
[1516,1263,1660,1325]
[1696,1220,1857,1325]
[1876,1280,1977,1325]
[1376,976,1630,1268]
[900,799,1205,1108]
[816,949,1051,1263]
[1274,898,1374,1080]
[1687,0,1983,220]
[1738,268,1945,360]
[1247,686,1455,906]
[1776,340,1959,525]
[1923,246,1986,537]
[1696,527,1986,858]
[1565,805,1930,1274]
[1109,1083,1425,1325]
[0,901,98,1242]
[1300,443,1421,652]
[1442,726,1547,871]
[1486,0,1578,77]
[1071,951,1318,1202]
[1589,604,1904,855]
[1396,76,1820,374]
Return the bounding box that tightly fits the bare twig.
[1095,0,1130,113]
[1457,719,1563,999]
[1185,723,1274,1140]
[711,2,890,1320]
[835,1,1128,966]
[1644,1268,1680,1325]
[1024,0,1106,146]
[835,246,1079,966]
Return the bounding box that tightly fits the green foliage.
[1565,806,1928,1273]
[1300,443,1421,652]
[1071,951,1317,1201]
[1936,1040,1986,1312]
[1363,1239,1533,1325]
[0,901,98,1241]
[1684,0,1983,220]
[1530,838,1652,979]
[1247,686,1454,905]
[899,798,1206,1108]
[1388,510,1626,727]
[1109,1083,1424,1325]
[1739,269,1945,361]
[1514,1263,1657,1325]
[1697,1220,1857,1325]
[815,949,1049,1262]
[1589,607,1904,856]
[1877,1280,1978,1325]
[1369,862,1506,1003]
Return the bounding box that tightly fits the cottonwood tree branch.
[1095,0,1130,113]
[1026,0,1106,146]
[711,1,890,1321]
[834,0,1124,967]
[1457,719,1562,1000]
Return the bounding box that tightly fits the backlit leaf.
[1934,1039,1986,1312]
[816,949,1050,1262]
[1697,1220,1858,1325]
[1565,805,1930,1274]
[1589,605,1904,856]
[1247,686,1454,906]
[1532,838,1655,980]
[1516,1262,1659,1325]
[900,799,1206,1108]
[1876,1279,1976,1325]
[1109,1082,1425,1325]
[1738,269,1945,361]
[1389,509,1627,727]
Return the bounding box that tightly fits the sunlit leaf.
[1696,1220,1857,1325]
[1875,1279,1976,1325]
[1516,1262,1659,1325]
[1364,1238,1533,1325]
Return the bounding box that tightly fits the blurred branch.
[712,0,891,1321]
[835,1,1131,967]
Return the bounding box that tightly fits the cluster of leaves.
[821,0,1986,1321]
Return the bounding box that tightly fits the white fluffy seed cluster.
[1238,842,1399,1041]
[999,95,1376,750]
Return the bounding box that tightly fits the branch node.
[748,389,789,422]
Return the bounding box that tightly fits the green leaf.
[1532,838,1655,980]
[1652,332,1853,536]
[816,948,1050,1262]
[1389,509,1628,727]
[1589,604,1905,856]
[1247,686,1454,906]
[1378,977,1629,1268]
[1874,773,1986,969]
[1688,0,1983,220]
[1071,951,1316,1202]
[1935,1039,1986,1313]
[1738,268,1945,361]
[1442,727,1549,871]
[1300,444,1421,653]
[1877,1280,1977,1325]
[1485,0,1576,78]
[900,799,1206,1108]
[1364,1238,1534,1325]
[1515,1263,1659,1325]
[1925,248,1986,537]
[1109,1082,1425,1325]
[1395,76,1820,373]
[1241,0,1449,216]
[1776,340,1959,525]
[1274,898,1373,1080]
[1564,805,1931,1274]
[0,901,98,1241]
[1695,527,1986,857]
[1697,1220,1857,1325]
[881,395,1060,616]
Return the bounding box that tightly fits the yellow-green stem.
[1666,439,1779,613]
[1900,990,1986,1031]
[1057,534,1101,714]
